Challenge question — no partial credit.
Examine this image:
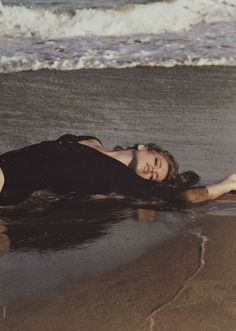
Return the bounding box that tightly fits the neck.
[103,150,134,167]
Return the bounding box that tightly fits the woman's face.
[132,145,169,182]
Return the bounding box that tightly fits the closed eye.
[155,156,162,168]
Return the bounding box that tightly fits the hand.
[178,173,236,204]
[207,173,236,200]
[218,174,236,191]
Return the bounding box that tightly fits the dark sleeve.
[0,187,34,206]
[50,144,207,203]
[79,150,189,201]
[93,151,208,202]
[111,169,187,201]
[0,142,207,206]
[56,134,103,146]
[112,170,208,203]
[38,143,182,201]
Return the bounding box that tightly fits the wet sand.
[150,210,236,331]
[1,232,202,331]
[2,207,236,331]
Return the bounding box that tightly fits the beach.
[0,66,236,330]
[1,230,201,331]
[1,0,236,328]
[151,210,236,331]
[1,204,236,330]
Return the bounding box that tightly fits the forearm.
[177,187,209,203]
[177,174,236,204]
[206,179,235,200]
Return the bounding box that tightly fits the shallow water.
[0,198,199,302]
[0,66,236,303]
[2,0,160,9]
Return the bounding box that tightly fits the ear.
[137,144,146,151]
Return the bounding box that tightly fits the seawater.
[0,0,236,72]
[2,0,159,8]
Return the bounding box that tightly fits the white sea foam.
[1,49,236,73]
[1,0,236,72]
[1,19,236,73]
[0,0,236,38]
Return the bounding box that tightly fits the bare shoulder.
[0,167,5,192]
[79,139,104,152]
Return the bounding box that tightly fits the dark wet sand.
[2,207,236,331]
[151,212,236,331]
[1,232,201,331]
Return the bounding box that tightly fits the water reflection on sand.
[0,195,200,302]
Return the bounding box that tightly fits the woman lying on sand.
[0,133,235,206]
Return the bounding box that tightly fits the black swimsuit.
[0,134,184,206]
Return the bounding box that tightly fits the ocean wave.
[0,0,236,39]
[1,53,235,73]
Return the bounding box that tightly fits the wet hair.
[113,143,200,188]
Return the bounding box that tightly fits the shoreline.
[1,62,236,76]
[150,213,236,331]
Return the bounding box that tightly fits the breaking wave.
[0,0,236,39]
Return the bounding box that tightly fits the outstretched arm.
[178,174,236,203]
